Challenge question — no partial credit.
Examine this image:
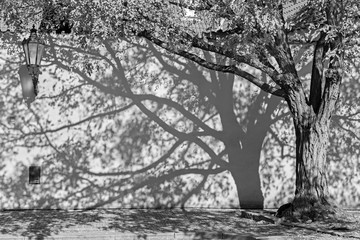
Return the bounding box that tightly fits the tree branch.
[178,29,279,79]
[139,30,285,98]
[147,42,218,104]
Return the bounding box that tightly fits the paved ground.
[0,209,359,239]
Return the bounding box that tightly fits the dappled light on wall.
[0,31,359,210]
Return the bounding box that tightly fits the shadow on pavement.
[0,209,103,239]
[0,209,359,239]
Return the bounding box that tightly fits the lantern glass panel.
[28,42,38,65]
[22,43,29,65]
[36,44,45,65]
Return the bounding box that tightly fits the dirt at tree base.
[274,193,357,222]
[275,199,360,234]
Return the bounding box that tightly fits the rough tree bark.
[283,39,343,220]
[270,0,345,218]
[292,113,332,218]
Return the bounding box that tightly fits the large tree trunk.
[291,117,333,219]
[282,68,342,220]
[274,14,344,218]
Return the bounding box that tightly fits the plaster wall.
[0,41,359,210]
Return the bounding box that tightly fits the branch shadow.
[0,31,359,225]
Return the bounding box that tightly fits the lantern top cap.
[29,25,39,40]
[30,25,37,33]
[22,25,44,45]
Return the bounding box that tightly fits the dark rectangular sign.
[29,166,41,184]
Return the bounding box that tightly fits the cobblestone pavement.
[0,209,359,239]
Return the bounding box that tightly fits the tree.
[74,0,360,219]
[113,0,360,220]
[1,0,360,220]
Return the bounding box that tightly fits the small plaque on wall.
[29,166,41,184]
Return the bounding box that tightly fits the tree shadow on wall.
[0,33,359,221]
[0,35,283,211]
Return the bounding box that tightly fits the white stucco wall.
[0,36,359,210]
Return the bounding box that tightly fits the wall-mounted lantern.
[19,25,45,105]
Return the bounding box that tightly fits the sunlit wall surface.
[0,32,359,210]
